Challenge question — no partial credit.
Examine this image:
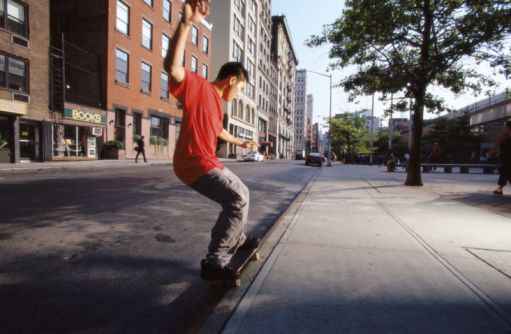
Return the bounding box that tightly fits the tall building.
[294,69,307,159]
[0,0,50,163]
[355,109,382,133]
[272,15,298,160]
[256,0,274,157]
[51,0,212,161]
[306,94,313,154]
[209,0,259,158]
[311,122,319,153]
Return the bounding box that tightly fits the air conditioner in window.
[12,92,30,103]
[11,34,29,48]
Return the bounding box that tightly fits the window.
[163,0,171,21]
[248,38,255,56]
[9,59,25,92]
[202,36,209,54]
[115,49,129,84]
[248,17,256,35]
[140,62,152,93]
[201,64,208,79]
[0,54,28,92]
[143,0,153,7]
[160,72,169,99]
[150,116,169,140]
[232,42,243,62]
[115,108,126,143]
[233,16,244,40]
[116,0,129,35]
[232,99,237,118]
[0,0,28,37]
[238,100,244,120]
[191,56,198,73]
[0,55,5,87]
[247,59,255,83]
[161,34,169,58]
[142,19,153,49]
[133,112,142,137]
[191,25,199,45]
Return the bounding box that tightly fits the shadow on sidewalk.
[440,192,511,218]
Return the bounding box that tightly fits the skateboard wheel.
[252,252,261,262]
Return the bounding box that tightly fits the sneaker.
[494,189,504,196]
[200,259,234,281]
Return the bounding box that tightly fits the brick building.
[51,0,212,161]
[0,0,50,163]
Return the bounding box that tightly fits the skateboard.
[206,239,261,288]
[226,244,261,287]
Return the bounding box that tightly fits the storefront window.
[53,124,98,159]
[0,115,10,162]
[150,116,169,145]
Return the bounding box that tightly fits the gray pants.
[191,167,250,267]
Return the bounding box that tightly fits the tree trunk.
[405,91,425,186]
[406,0,432,186]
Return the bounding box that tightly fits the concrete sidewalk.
[221,166,511,333]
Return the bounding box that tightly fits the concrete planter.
[0,149,10,163]
[102,147,126,160]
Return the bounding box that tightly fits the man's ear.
[229,76,238,87]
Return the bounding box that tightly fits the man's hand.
[183,0,210,25]
[240,140,258,151]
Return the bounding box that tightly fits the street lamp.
[307,69,333,167]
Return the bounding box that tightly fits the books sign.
[64,108,106,125]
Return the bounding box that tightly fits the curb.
[0,161,172,176]
[198,172,318,334]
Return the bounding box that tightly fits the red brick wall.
[105,0,211,160]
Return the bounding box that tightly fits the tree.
[330,113,369,161]
[308,0,511,186]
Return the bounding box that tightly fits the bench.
[421,163,497,174]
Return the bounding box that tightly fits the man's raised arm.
[164,0,210,83]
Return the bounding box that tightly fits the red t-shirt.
[170,70,224,185]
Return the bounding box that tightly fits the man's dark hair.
[216,62,249,82]
[506,120,511,129]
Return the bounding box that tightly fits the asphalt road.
[0,161,318,334]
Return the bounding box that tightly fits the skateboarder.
[165,0,258,279]
[494,120,511,195]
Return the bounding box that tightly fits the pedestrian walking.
[494,120,511,195]
[165,0,258,280]
[135,136,147,163]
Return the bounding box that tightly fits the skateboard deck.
[208,242,261,288]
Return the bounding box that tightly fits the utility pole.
[388,93,393,151]
[370,92,375,164]
[327,73,333,167]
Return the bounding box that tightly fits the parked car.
[241,151,264,162]
[305,153,323,167]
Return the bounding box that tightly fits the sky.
[271,0,510,130]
